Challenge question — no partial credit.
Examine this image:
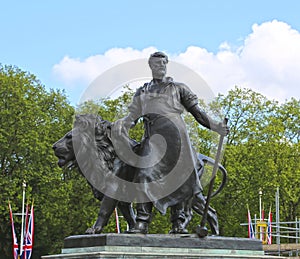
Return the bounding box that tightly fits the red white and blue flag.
[9,202,19,259]
[21,203,34,259]
[247,209,255,239]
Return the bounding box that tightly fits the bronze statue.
[53,114,227,235]
[112,52,229,234]
[52,51,229,236]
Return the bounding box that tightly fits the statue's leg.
[91,187,104,201]
[192,192,219,235]
[129,202,153,234]
[85,196,118,234]
[182,200,193,230]
[169,202,189,234]
[117,202,136,230]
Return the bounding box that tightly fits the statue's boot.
[118,201,136,231]
[169,219,189,234]
[127,220,149,234]
[127,202,152,234]
[85,196,118,234]
[169,202,189,234]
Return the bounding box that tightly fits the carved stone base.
[41,234,286,259]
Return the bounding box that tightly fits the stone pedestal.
[42,234,286,259]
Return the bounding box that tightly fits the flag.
[9,202,19,259]
[21,203,34,259]
[247,209,255,239]
[114,208,120,233]
[20,203,29,259]
[267,208,272,245]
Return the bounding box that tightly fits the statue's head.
[148,51,168,79]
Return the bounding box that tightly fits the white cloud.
[239,20,300,101]
[52,47,157,88]
[52,20,300,103]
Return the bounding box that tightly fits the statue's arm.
[188,105,229,136]
[188,104,211,129]
[177,82,229,136]
[112,87,143,135]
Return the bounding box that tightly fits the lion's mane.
[72,114,118,199]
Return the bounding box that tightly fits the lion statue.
[53,114,227,235]
[53,114,137,234]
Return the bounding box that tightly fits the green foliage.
[0,64,75,258]
[1,64,299,258]
[215,86,300,237]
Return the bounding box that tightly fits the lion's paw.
[85,226,103,235]
[85,227,96,234]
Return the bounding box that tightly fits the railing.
[241,219,300,257]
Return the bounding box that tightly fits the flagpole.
[275,187,280,255]
[20,180,26,257]
[247,204,250,238]
[268,205,272,244]
[114,208,120,233]
[254,214,257,237]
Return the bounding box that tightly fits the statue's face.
[149,57,167,79]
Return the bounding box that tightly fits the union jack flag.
[21,204,34,259]
[9,202,19,259]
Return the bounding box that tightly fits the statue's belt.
[142,114,177,139]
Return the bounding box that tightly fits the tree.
[213,87,300,237]
[0,64,75,258]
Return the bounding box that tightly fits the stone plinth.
[42,234,286,259]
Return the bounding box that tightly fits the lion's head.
[52,129,75,167]
[52,114,114,170]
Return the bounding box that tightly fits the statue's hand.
[112,117,134,137]
[215,121,230,136]
[111,119,124,136]
[111,118,132,148]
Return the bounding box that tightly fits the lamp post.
[259,189,263,219]
[259,188,263,241]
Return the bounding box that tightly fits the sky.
[1,0,300,105]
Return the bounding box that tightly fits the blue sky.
[1,0,300,105]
